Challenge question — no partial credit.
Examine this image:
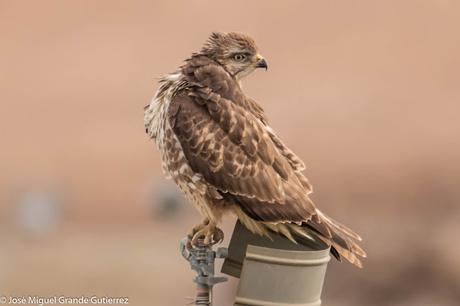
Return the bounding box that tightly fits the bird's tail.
[306,209,367,267]
[267,210,367,268]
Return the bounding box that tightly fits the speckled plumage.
[144,32,366,267]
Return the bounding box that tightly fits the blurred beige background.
[1,1,460,305]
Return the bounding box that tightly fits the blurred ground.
[1,1,460,305]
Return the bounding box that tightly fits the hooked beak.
[255,55,268,70]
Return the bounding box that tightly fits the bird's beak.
[255,54,268,70]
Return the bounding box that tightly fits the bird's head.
[201,32,268,80]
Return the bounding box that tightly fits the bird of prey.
[144,32,366,267]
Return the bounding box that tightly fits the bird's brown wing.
[169,91,315,222]
[168,58,316,222]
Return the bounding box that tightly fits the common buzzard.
[144,32,366,267]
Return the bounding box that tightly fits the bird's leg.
[188,218,224,247]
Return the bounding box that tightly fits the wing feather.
[168,56,316,221]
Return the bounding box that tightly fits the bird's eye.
[233,54,246,61]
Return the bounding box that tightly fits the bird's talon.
[188,221,224,248]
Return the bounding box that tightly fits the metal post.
[222,221,331,306]
[180,237,228,305]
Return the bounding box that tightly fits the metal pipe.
[180,238,228,305]
[222,221,331,306]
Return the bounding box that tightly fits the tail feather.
[317,234,364,268]
[264,223,297,243]
[240,203,367,268]
[316,209,363,241]
[277,210,366,268]
[288,223,316,241]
